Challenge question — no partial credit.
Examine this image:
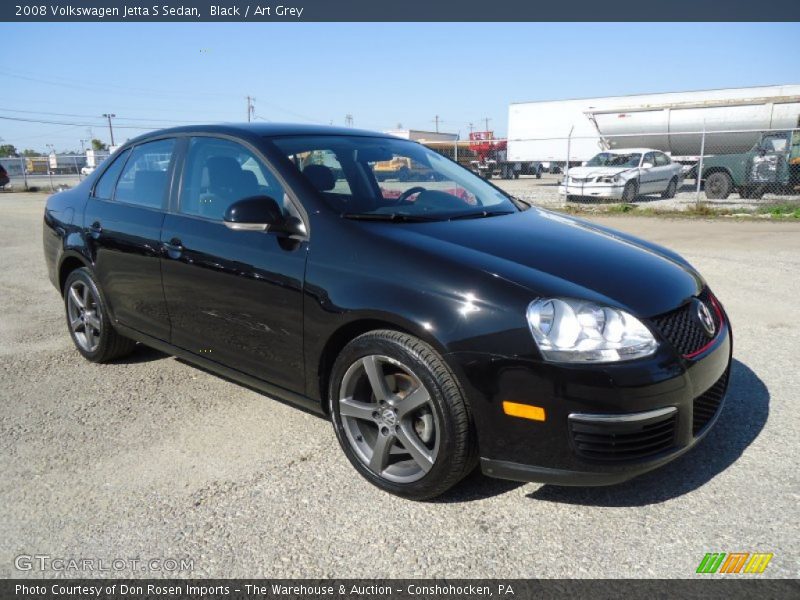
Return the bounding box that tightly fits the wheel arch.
[58,253,91,294]
[701,166,733,181]
[315,315,448,414]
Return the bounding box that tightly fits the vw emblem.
[381,409,397,427]
[694,299,716,338]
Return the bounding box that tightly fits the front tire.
[704,172,732,199]
[622,180,638,202]
[329,330,476,500]
[64,268,136,363]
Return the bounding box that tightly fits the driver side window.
[179,137,288,221]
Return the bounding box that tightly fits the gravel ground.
[1,192,798,579]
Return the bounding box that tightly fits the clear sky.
[1,22,798,152]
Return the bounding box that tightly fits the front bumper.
[445,320,732,486]
[559,182,625,199]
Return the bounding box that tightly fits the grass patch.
[756,202,800,218]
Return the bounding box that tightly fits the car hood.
[375,208,702,318]
[566,166,636,178]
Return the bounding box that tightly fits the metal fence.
[423,127,800,205]
[3,129,798,206]
[0,153,110,191]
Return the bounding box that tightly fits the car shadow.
[526,359,768,506]
[111,343,168,364]
[431,467,525,503]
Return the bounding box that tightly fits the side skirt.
[114,323,325,417]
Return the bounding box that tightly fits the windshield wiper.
[342,212,441,222]
[447,210,515,221]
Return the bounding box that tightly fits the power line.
[0,106,205,124]
[0,115,165,130]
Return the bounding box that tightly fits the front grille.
[693,368,730,435]
[569,410,677,462]
[651,288,722,358]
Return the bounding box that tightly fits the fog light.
[502,401,546,421]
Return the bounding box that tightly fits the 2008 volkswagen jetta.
[43,124,731,499]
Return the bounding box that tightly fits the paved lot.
[1,192,798,578]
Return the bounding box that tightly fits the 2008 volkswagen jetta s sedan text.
[43,124,732,499]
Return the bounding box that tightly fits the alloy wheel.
[66,280,102,353]
[337,355,440,483]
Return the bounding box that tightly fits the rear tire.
[63,268,136,363]
[329,330,477,500]
[704,172,733,199]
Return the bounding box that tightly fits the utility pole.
[433,115,440,133]
[468,122,474,135]
[79,139,88,153]
[345,114,353,127]
[246,96,256,122]
[102,113,116,146]
[483,117,491,133]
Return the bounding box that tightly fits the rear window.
[114,139,175,209]
[93,149,130,200]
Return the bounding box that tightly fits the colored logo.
[696,552,773,574]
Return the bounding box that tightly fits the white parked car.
[559,149,683,202]
[80,165,96,176]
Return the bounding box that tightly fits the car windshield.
[585,152,642,168]
[270,135,518,220]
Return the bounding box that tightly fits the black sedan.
[43,124,731,499]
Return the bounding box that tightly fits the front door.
[84,138,176,340]
[638,151,659,194]
[751,132,791,185]
[159,136,308,393]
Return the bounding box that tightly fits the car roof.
[600,148,664,154]
[125,122,394,146]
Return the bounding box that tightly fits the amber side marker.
[502,401,546,421]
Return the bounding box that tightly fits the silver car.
[559,148,683,202]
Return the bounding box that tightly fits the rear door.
[84,139,176,340]
[159,135,308,393]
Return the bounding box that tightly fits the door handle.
[88,221,102,239]
[163,238,184,258]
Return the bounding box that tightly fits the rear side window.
[114,139,176,209]
[655,152,671,166]
[93,149,130,199]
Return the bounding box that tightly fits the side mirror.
[642,162,654,169]
[224,196,283,232]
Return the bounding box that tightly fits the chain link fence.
[421,127,800,208]
[0,153,111,191]
[3,129,798,211]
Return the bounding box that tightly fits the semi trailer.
[507,84,800,173]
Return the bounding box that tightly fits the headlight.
[597,175,622,184]
[526,298,657,363]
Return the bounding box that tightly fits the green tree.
[22,149,42,157]
[91,139,108,151]
[0,144,18,157]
